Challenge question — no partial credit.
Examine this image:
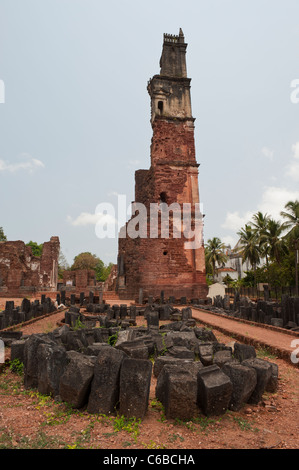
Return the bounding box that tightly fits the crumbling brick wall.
[0,236,60,296]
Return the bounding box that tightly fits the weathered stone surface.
[166,330,199,353]
[198,343,214,366]
[115,340,149,360]
[146,311,159,328]
[265,361,279,393]
[59,351,96,408]
[87,346,126,415]
[37,342,68,397]
[155,364,198,420]
[10,340,26,364]
[62,330,85,353]
[194,327,217,343]
[242,358,273,404]
[222,362,257,411]
[153,356,193,378]
[233,343,256,362]
[23,334,56,389]
[271,318,283,328]
[213,349,233,368]
[166,346,195,360]
[119,358,152,419]
[197,364,233,416]
[86,343,111,356]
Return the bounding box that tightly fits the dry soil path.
[191,307,299,366]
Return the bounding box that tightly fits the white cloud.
[261,146,274,160]
[257,186,299,220]
[0,153,44,173]
[221,210,254,232]
[222,185,299,236]
[221,235,238,247]
[67,211,117,227]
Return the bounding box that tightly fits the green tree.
[26,241,43,257]
[0,227,7,241]
[237,224,261,285]
[205,237,228,281]
[260,219,288,265]
[71,252,112,282]
[251,211,270,265]
[280,200,299,295]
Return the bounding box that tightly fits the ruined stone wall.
[62,270,96,289]
[0,236,60,296]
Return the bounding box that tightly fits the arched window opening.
[158,101,163,115]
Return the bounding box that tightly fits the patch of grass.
[9,359,24,376]
[168,433,185,443]
[256,347,277,360]
[233,416,259,432]
[113,415,141,441]
[108,333,118,347]
[150,399,166,422]
[174,415,217,433]
[142,440,167,449]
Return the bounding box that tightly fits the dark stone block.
[222,362,257,411]
[194,327,217,343]
[271,318,283,328]
[234,343,256,362]
[197,364,233,416]
[146,311,159,328]
[155,364,198,420]
[166,346,195,360]
[86,342,111,356]
[37,342,68,397]
[153,356,193,378]
[59,351,96,408]
[10,340,26,364]
[87,346,126,415]
[119,358,152,419]
[213,350,233,368]
[198,343,214,366]
[21,298,31,314]
[242,358,273,404]
[158,305,171,321]
[23,334,55,389]
[265,361,279,393]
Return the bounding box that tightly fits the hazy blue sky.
[1,0,299,266]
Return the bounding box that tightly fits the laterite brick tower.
[117,29,208,301]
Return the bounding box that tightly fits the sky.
[1,0,299,266]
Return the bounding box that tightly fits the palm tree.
[237,224,261,284]
[251,211,270,265]
[205,237,228,281]
[261,219,288,265]
[280,200,299,295]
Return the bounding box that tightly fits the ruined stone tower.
[117,30,208,301]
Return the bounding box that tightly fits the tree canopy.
[0,227,7,241]
[26,241,43,257]
[71,252,112,282]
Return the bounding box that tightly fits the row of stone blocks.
[65,304,192,329]
[210,295,299,331]
[9,318,278,420]
[0,297,57,332]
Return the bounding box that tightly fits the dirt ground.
[0,305,298,451]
